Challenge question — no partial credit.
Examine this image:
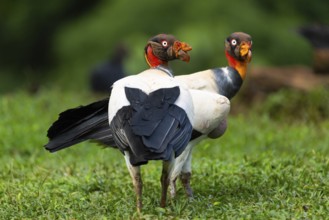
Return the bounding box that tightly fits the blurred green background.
[1,2,328,218]
[1,0,328,93]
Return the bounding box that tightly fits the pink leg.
[124,152,143,212]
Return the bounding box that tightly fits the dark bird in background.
[45,34,193,212]
[90,43,128,93]
[297,24,329,74]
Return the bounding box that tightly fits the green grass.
[1,88,329,219]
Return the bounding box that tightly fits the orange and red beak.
[240,41,252,63]
[173,41,192,62]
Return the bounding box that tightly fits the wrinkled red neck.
[145,45,168,67]
[225,51,237,69]
[225,51,247,80]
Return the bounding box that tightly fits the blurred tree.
[253,0,329,22]
[1,0,329,92]
[0,0,102,74]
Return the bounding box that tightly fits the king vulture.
[170,32,252,198]
[45,32,251,207]
[45,34,194,212]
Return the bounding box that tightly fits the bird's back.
[176,66,242,100]
[108,68,194,166]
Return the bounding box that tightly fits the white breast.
[189,90,230,134]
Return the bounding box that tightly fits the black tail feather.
[45,98,115,152]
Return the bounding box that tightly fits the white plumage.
[108,68,194,124]
[176,69,219,92]
[189,89,230,134]
[169,32,253,198]
[169,85,230,197]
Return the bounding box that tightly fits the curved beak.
[173,41,192,62]
[240,41,252,62]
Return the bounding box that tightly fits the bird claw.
[136,200,142,213]
[180,172,194,198]
[169,180,177,198]
[185,186,194,198]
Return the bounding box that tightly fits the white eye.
[162,41,168,47]
[231,39,237,46]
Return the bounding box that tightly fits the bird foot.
[180,172,193,198]
[169,178,177,198]
[136,200,142,213]
[160,199,166,208]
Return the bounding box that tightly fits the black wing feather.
[110,86,193,166]
[45,98,115,152]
